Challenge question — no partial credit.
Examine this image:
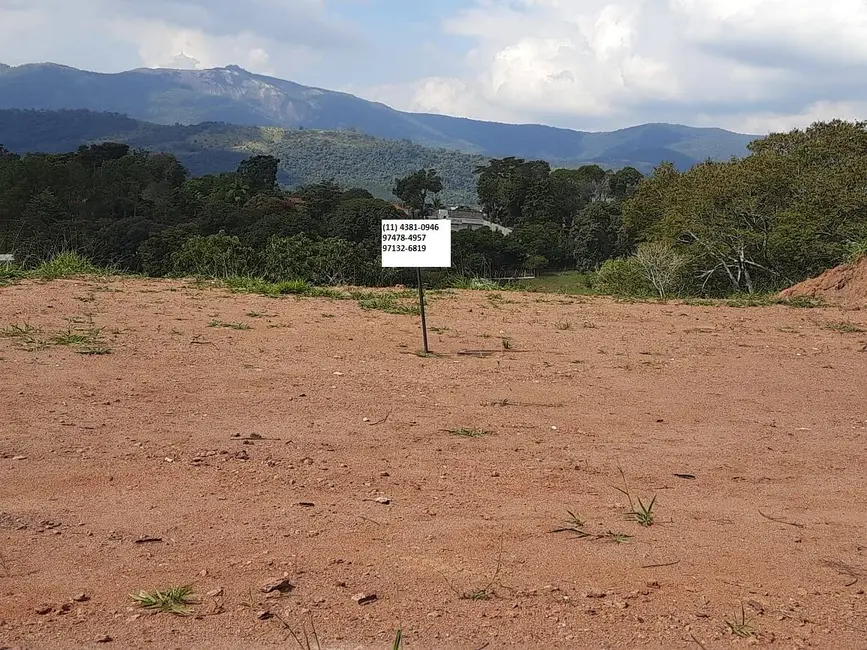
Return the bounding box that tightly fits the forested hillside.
[0,109,487,204]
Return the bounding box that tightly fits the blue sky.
[2,0,867,133]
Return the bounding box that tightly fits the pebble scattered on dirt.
[1,278,866,648]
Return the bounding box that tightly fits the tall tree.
[329,198,403,243]
[76,142,130,168]
[475,157,550,226]
[237,155,279,194]
[392,168,443,216]
[571,202,625,270]
[609,166,644,201]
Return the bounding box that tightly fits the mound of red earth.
[779,255,867,307]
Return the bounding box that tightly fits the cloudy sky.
[1,0,865,133]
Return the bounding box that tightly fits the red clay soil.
[779,256,867,308]
[1,278,866,649]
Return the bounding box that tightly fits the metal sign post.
[417,267,429,353]
[381,219,451,354]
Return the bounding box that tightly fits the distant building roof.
[434,208,512,235]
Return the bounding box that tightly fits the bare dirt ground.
[779,256,867,309]
[1,278,866,650]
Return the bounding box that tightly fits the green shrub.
[263,235,375,286]
[0,263,26,285]
[138,224,199,276]
[262,235,314,282]
[307,238,369,286]
[223,276,310,295]
[170,233,254,278]
[353,291,418,314]
[634,242,688,299]
[269,279,314,295]
[846,239,867,263]
[31,251,107,279]
[594,257,654,297]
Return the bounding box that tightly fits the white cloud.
[159,52,202,70]
[348,76,519,123]
[0,0,353,79]
[361,0,867,133]
[703,100,867,135]
[106,17,295,75]
[673,0,867,65]
[111,0,358,50]
[3,0,867,133]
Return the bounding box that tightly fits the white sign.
[0,254,13,263]
[381,219,451,268]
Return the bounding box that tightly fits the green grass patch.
[725,602,755,638]
[440,274,505,291]
[445,427,491,438]
[351,290,418,315]
[224,276,311,296]
[823,320,865,333]
[846,239,867,263]
[2,319,111,354]
[131,585,198,615]
[518,271,597,296]
[208,320,251,330]
[0,252,116,285]
[0,323,40,338]
[679,298,720,306]
[681,293,826,308]
[223,276,344,299]
[305,286,347,299]
[30,251,111,280]
[77,345,112,355]
[614,467,657,527]
[0,264,26,286]
[222,277,422,315]
[50,331,95,346]
[550,511,632,544]
[0,322,45,350]
[725,293,824,308]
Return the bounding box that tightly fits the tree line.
[1,119,865,295]
[0,141,643,284]
[616,119,867,296]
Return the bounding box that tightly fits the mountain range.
[0,62,760,173]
